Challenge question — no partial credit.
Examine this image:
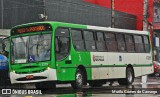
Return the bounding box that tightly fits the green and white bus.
[9,21,153,89]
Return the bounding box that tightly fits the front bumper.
[10,68,57,84]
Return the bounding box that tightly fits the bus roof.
[87,25,148,35]
[11,21,149,35]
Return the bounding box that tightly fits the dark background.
[0,0,136,30]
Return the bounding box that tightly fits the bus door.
[55,28,72,80]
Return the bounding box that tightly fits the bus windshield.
[11,33,51,64]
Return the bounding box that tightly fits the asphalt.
[1,76,160,97]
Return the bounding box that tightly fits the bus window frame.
[95,31,106,52]
[142,35,150,53]
[124,34,135,53]
[105,32,118,52]
[2,36,10,57]
[133,35,145,53]
[70,28,86,51]
[55,27,71,61]
[83,30,97,52]
[116,33,127,52]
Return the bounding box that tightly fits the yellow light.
[58,70,60,73]
[47,67,50,70]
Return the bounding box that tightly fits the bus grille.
[15,69,46,74]
[16,76,47,81]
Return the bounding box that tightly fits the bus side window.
[96,32,106,51]
[1,37,9,57]
[116,33,126,52]
[83,30,96,51]
[143,35,150,52]
[71,29,85,51]
[105,32,118,52]
[125,34,135,52]
[134,35,145,53]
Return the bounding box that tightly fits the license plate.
[26,75,34,79]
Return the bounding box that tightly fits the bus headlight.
[47,67,50,70]
[12,70,15,73]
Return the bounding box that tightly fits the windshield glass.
[11,33,51,64]
[12,36,28,63]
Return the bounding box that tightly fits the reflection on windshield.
[12,36,27,63]
[11,33,51,64]
[29,34,51,62]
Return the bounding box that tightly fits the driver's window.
[55,28,70,61]
[2,38,10,57]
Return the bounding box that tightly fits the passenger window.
[105,32,118,52]
[97,32,104,41]
[83,31,96,51]
[55,28,70,60]
[134,35,145,52]
[116,33,126,52]
[143,36,150,52]
[105,32,115,41]
[125,34,135,52]
[71,29,85,51]
[83,31,94,40]
[96,32,106,51]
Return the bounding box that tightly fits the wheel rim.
[76,72,83,86]
[127,70,133,83]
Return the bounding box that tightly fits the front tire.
[118,67,134,85]
[71,69,84,89]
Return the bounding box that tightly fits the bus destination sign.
[17,26,45,33]
[11,24,52,35]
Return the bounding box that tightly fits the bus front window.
[12,36,28,63]
[11,33,51,64]
[28,34,51,62]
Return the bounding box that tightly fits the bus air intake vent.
[16,76,47,81]
[20,66,39,69]
[15,69,46,74]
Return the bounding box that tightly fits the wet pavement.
[1,76,160,97]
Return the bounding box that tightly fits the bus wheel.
[118,67,134,85]
[35,81,56,90]
[89,81,103,87]
[71,69,84,89]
